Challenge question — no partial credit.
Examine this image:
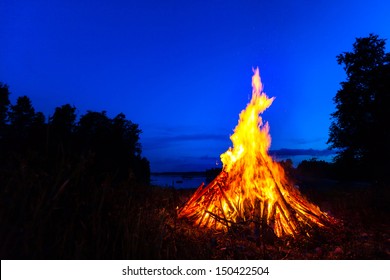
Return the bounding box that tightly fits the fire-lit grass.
[0,155,388,259]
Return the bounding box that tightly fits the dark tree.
[297,158,335,179]
[48,104,77,157]
[0,85,150,184]
[8,95,46,150]
[9,96,35,127]
[8,95,37,139]
[76,111,150,183]
[50,104,77,137]
[77,110,112,151]
[0,83,11,157]
[112,112,142,157]
[112,113,150,183]
[28,111,47,150]
[328,34,390,180]
[0,83,10,133]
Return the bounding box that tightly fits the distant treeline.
[0,84,153,259]
[0,83,150,184]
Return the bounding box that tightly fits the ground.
[1,174,389,259]
[140,180,389,259]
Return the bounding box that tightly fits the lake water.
[150,173,207,189]
[151,154,335,189]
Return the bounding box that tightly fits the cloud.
[142,133,228,150]
[269,148,336,157]
[148,155,219,172]
[168,134,227,142]
[286,137,328,146]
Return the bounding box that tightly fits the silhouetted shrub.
[297,158,336,179]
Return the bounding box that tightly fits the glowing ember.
[178,68,335,237]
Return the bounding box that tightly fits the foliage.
[0,86,150,184]
[296,158,335,179]
[9,96,37,129]
[0,83,10,129]
[1,168,388,259]
[0,85,152,259]
[50,104,77,138]
[328,34,390,180]
[278,159,294,177]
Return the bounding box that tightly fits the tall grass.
[1,151,388,259]
[0,150,181,259]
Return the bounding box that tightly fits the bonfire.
[178,68,336,238]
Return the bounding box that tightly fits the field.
[1,169,389,259]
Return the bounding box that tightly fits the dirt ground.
[1,175,389,259]
[151,179,389,259]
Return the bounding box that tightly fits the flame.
[178,68,335,237]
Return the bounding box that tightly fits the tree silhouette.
[76,110,150,183]
[328,34,390,180]
[112,112,142,157]
[7,95,46,150]
[77,110,112,152]
[29,111,46,149]
[50,104,77,137]
[0,87,152,259]
[48,104,77,158]
[8,96,37,139]
[0,84,150,184]
[111,113,150,183]
[0,83,10,133]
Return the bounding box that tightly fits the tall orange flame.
[178,68,335,237]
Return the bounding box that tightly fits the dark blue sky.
[1,0,389,171]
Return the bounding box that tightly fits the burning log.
[178,68,337,238]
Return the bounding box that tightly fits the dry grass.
[0,157,389,259]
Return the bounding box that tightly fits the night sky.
[1,0,390,172]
